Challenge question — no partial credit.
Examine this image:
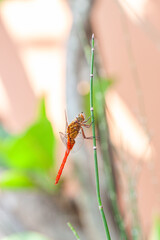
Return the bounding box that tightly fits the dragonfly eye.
[76,112,85,122]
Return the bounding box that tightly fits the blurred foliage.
[2,232,50,240]
[150,218,160,240]
[0,125,10,140]
[0,170,34,188]
[83,76,114,118]
[0,98,56,191]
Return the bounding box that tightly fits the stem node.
[99,205,103,210]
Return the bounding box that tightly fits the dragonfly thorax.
[67,120,81,140]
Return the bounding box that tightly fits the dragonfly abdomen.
[67,138,75,150]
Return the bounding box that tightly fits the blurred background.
[0,0,160,239]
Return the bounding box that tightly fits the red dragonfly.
[55,112,92,184]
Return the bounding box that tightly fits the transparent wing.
[59,130,84,153]
[65,110,68,133]
[59,132,68,148]
[71,130,84,153]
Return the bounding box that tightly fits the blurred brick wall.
[92,0,160,237]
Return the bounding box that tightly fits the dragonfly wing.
[59,130,84,153]
[65,110,68,132]
[59,132,68,148]
[71,130,84,153]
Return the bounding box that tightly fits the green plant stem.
[80,31,127,239]
[90,34,111,240]
[96,78,127,240]
[67,222,80,240]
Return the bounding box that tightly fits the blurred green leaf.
[38,96,47,119]
[0,97,56,171]
[150,218,160,240]
[0,170,34,189]
[0,119,55,170]
[0,97,56,190]
[2,232,50,240]
[0,169,54,192]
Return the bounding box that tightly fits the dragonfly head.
[76,112,85,122]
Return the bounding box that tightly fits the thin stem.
[67,222,80,240]
[80,31,127,239]
[90,34,111,240]
[96,78,128,240]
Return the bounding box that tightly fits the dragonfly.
[55,112,93,184]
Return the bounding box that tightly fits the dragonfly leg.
[81,127,94,139]
[83,116,91,123]
[82,122,92,128]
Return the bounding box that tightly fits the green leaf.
[38,96,47,119]
[150,218,160,240]
[0,119,55,170]
[2,232,50,240]
[0,170,34,189]
[0,169,55,191]
[0,97,56,171]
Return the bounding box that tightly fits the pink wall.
[92,0,160,237]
